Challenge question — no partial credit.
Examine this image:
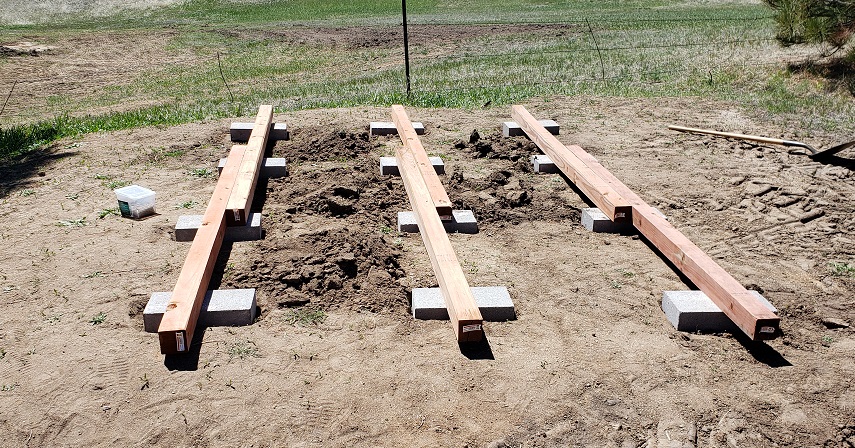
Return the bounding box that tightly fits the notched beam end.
[457,320,485,342]
[158,330,188,355]
[612,206,633,223]
[752,318,781,341]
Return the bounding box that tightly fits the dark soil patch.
[234,23,580,51]
[449,131,581,226]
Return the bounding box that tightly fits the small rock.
[821,318,850,329]
[745,183,774,197]
[326,196,355,216]
[469,129,480,144]
[487,170,511,186]
[332,186,359,199]
[505,190,530,207]
[772,196,800,208]
[486,439,508,448]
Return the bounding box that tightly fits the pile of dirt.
[455,130,540,162]
[224,226,408,313]
[449,131,582,225]
[218,128,409,313]
[0,42,53,57]
[276,128,375,162]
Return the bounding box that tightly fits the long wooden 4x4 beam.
[512,105,780,341]
[226,105,274,226]
[391,106,484,342]
[392,105,453,220]
[158,144,246,354]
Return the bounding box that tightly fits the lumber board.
[511,105,632,223]
[513,104,779,340]
[563,144,780,340]
[391,105,453,219]
[392,109,483,341]
[158,145,246,354]
[226,105,274,226]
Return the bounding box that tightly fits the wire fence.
[0,14,824,121]
[393,17,799,99]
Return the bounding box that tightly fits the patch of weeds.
[379,224,393,234]
[98,208,119,219]
[227,339,260,361]
[65,192,79,200]
[146,146,185,164]
[610,280,622,289]
[105,180,130,190]
[0,348,5,359]
[222,262,235,282]
[283,307,327,327]
[465,261,479,275]
[82,271,103,278]
[621,269,635,278]
[829,262,855,277]
[19,189,35,197]
[57,218,86,227]
[0,384,16,392]
[188,167,214,178]
[94,174,129,190]
[89,311,107,325]
[822,335,834,346]
[176,200,198,209]
[139,373,150,390]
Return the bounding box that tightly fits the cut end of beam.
[159,329,188,355]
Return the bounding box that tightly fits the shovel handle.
[668,125,787,146]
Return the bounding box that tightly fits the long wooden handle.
[668,125,787,146]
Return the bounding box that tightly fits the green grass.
[830,262,855,277]
[188,167,215,178]
[0,1,852,160]
[227,339,260,361]
[283,307,327,326]
[57,218,87,227]
[98,208,119,219]
[89,311,107,325]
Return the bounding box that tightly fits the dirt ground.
[0,95,853,447]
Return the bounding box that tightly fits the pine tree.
[764,0,855,52]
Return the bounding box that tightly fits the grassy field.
[0,0,853,159]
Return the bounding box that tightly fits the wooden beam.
[158,145,246,354]
[511,105,632,223]
[569,143,779,340]
[392,107,483,342]
[391,105,453,219]
[512,105,780,340]
[226,105,274,226]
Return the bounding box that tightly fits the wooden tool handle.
[668,125,787,146]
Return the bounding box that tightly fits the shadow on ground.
[0,145,77,199]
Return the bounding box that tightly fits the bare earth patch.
[0,97,852,447]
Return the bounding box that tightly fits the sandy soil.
[0,96,853,447]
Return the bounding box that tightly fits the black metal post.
[402,0,411,96]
